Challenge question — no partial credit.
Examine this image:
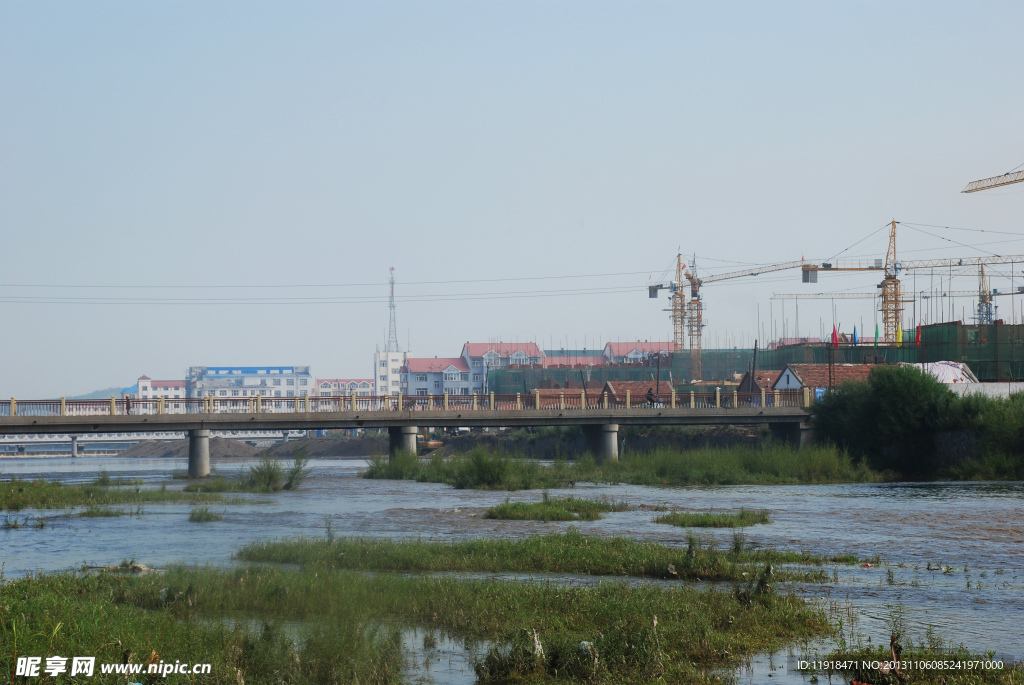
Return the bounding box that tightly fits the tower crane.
[962,169,1024,193]
[649,255,811,380]
[772,273,1017,325]
[802,220,1024,340]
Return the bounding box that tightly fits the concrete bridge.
[0,389,814,476]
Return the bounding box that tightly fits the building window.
[472,374,481,381]
[416,389,428,396]
[434,381,440,389]
[416,374,427,382]
[379,375,387,381]
[444,372,460,381]
[380,361,387,368]
[460,373,469,381]
[219,390,227,396]
[391,380,399,386]
[287,391,294,397]
[273,379,282,386]
[274,391,282,397]
[231,390,239,396]
[287,379,295,386]
[299,379,307,386]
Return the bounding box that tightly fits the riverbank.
[365,443,884,490]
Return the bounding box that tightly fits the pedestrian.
[124,394,131,415]
[646,387,655,406]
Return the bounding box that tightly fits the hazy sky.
[2,2,1023,397]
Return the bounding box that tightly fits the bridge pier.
[70,435,79,458]
[188,429,211,478]
[388,426,418,459]
[583,423,619,463]
[769,421,815,449]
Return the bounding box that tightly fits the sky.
[2,1,1023,397]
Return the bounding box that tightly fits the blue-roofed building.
[186,366,313,399]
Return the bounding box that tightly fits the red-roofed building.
[402,357,472,396]
[602,341,674,364]
[772,364,878,392]
[459,342,545,394]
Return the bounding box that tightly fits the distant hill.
[69,387,127,400]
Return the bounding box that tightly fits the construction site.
[492,169,1024,394]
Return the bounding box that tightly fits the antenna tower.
[385,267,400,352]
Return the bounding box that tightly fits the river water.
[2,456,1022,679]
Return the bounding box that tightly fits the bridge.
[0,389,814,476]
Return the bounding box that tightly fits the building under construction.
[486,321,1024,392]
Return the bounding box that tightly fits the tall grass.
[1,477,230,511]
[484,493,628,521]
[363,443,881,490]
[235,529,857,582]
[0,571,403,684]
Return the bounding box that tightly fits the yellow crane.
[650,255,810,379]
[962,169,1024,193]
[803,220,1024,340]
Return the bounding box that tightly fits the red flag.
[831,324,839,348]
[916,324,921,347]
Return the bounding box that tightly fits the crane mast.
[650,256,811,380]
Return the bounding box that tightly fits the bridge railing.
[2,389,809,418]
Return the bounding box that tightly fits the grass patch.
[0,571,403,684]
[188,506,224,523]
[484,492,628,521]
[1,478,231,511]
[235,529,856,582]
[183,454,312,494]
[654,508,771,528]
[0,563,833,684]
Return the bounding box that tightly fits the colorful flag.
[896,324,903,346]
[874,323,879,348]
[916,324,921,347]
[831,324,839,348]
[852,326,859,345]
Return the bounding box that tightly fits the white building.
[185,366,313,399]
[138,376,186,399]
[374,351,407,396]
[316,378,374,397]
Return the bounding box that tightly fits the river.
[2,455,1021,676]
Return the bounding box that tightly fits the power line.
[0,269,657,290]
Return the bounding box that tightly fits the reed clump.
[484,492,628,521]
[188,506,224,523]
[183,453,312,494]
[654,508,771,528]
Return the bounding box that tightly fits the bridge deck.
[1,391,811,435]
